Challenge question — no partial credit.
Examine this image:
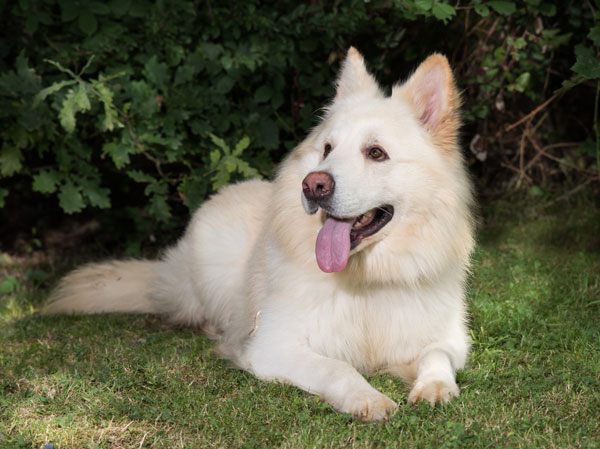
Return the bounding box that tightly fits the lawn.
[1,196,599,449]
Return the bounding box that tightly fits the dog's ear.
[393,54,461,147]
[335,47,380,100]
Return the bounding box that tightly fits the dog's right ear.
[334,47,380,100]
[392,54,461,148]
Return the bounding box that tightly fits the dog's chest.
[304,287,446,373]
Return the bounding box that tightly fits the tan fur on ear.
[393,54,461,151]
[335,47,381,100]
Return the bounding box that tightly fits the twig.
[138,432,148,449]
[505,92,560,132]
[501,162,533,184]
[594,80,600,176]
[542,142,582,151]
[516,121,529,188]
[123,116,165,178]
[521,112,550,173]
[546,178,597,206]
[524,141,582,172]
[527,135,599,176]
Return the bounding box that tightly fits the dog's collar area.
[344,205,394,249]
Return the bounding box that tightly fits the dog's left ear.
[393,54,461,147]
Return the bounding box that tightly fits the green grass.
[1,197,599,448]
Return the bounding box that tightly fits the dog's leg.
[247,343,397,422]
[407,348,461,405]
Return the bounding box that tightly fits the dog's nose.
[302,171,334,202]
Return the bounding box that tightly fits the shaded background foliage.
[1,0,598,254]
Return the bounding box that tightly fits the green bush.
[1,0,598,248]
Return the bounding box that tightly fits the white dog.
[45,48,475,422]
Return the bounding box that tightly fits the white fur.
[44,48,475,422]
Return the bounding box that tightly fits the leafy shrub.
[0,0,598,249]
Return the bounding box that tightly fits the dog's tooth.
[352,209,377,230]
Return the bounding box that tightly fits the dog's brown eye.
[324,143,332,158]
[367,146,388,161]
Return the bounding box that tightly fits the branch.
[504,92,560,132]
[123,116,165,178]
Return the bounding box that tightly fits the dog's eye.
[366,146,388,161]
[323,143,332,158]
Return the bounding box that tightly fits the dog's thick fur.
[45,48,475,422]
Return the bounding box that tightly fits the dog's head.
[300,48,472,277]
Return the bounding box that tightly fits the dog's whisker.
[376,206,394,218]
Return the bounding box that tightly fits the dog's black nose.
[302,171,335,202]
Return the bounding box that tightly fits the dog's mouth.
[349,205,394,249]
[315,205,394,273]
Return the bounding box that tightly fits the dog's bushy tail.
[43,260,159,316]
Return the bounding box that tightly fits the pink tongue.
[315,217,353,273]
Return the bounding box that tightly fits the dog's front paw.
[342,390,398,422]
[408,377,459,406]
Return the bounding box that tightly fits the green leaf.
[0,144,23,176]
[487,1,516,15]
[510,72,530,92]
[538,2,556,16]
[234,159,259,179]
[0,188,8,207]
[144,56,170,92]
[474,4,490,16]
[211,167,230,191]
[215,76,235,94]
[220,55,233,71]
[60,0,79,21]
[33,80,77,107]
[32,170,60,193]
[224,156,236,173]
[256,118,279,150]
[209,134,230,154]
[0,275,18,294]
[94,82,122,131]
[79,178,111,208]
[588,26,600,47]
[44,59,77,78]
[174,62,201,86]
[271,91,284,109]
[148,195,171,221]
[233,136,250,156]
[541,29,572,49]
[25,15,39,33]
[571,45,600,80]
[127,170,155,183]
[254,85,272,103]
[145,182,170,220]
[74,82,91,111]
[512,37,527,50]
[59,88,77,133]
[431,2,456,23]
[200,42,222,60]
[58,181,85,214]
[89,1,110,14]
[528,185,544,197]
[108,0,130,16]
[103,142,136,169]
[78,10,98,35]
[209,150,221,167]
[415,0,433,11]
[179,175,206,212]
[130,80,159,117]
